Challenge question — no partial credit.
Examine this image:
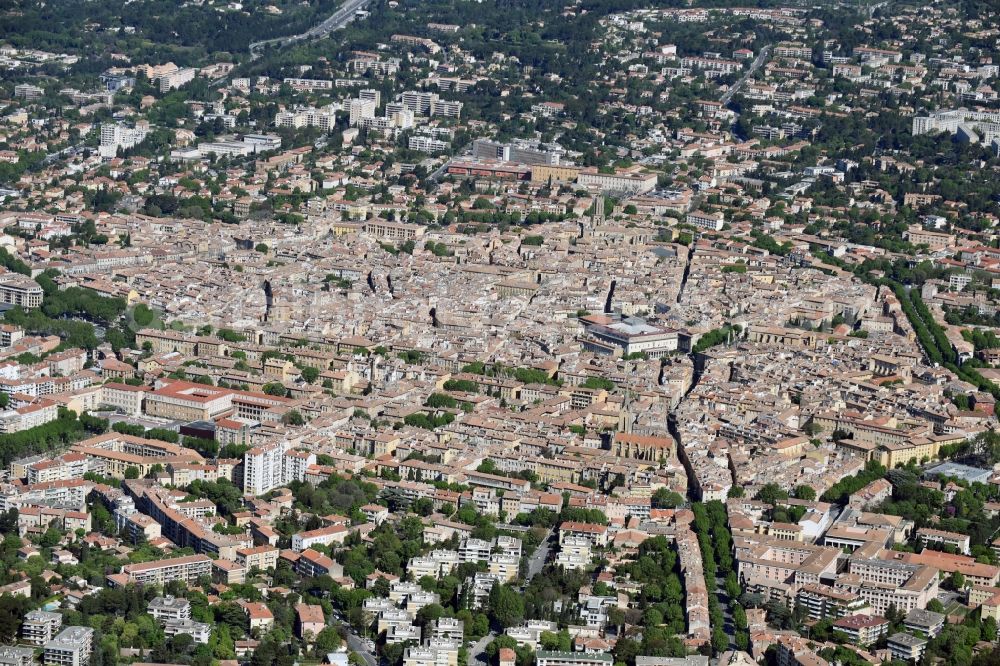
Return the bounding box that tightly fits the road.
[469,630,497,666]
[249,0,373,59]
[713,572,738,652]
[720,44,771,106]
[469,530,553,666]
[330,608,377,666]
[428,141,473,184]
[524,528,555,580]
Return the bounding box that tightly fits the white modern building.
[99,123,148,158]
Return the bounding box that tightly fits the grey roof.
[904,608,944,627]
[46,626,95,650]
[888,632,928,647]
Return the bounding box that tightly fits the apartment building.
[294,548,342,578]
[347,98,377,126]
[686,210,726,232]
[115,554,213,585]
[917,527,971,555]
[904,608,945,638]
[283,78,334,91]
[903,225,956,250]
[0,647,35,666]
[148,596,192,623]
[679,56,741,74]
[158,67,195,92]
[21,610,63,645]
[275,106,338,131]
[26,452,88,484]
[162,619,211,644]
[558,521,609,547]
[796,583,868,621]
[774,42,812,59]
[831,615,888,646]
[43,626,94,666]
[99,123,148,159]
[0,274,43,309]
[244,439,316,496]
[409,135,450,153]
[291,524,348,552]
[14,84,43,100]
[887,632,927,662]
[555,536,593,570]
[237,545,280,571]
[400,91,436,114]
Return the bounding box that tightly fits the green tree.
[488,584,525,629]
[315,626,341,653]
[793,485,816,501]
[651,487,685,509]
[282,410,305,426]
[263,382,287,396]
[756,483,788,505]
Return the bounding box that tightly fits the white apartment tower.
[243,439,316,495]
[99,123,148,159]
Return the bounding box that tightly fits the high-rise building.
[158,67,196,92]
[400,91,436,114]
[359,88,381,108]
[430,99,463,118]
[275,106,338,131]
[243,439,316,495]
[347,98,377,127]
[99,123,148,159]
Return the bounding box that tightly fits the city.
[0,0,999,665]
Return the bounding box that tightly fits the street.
[428,141,472,184]
[468,630,497,666]
[524,528,554,581]
[720,44,771,106]
[334,613,378,666]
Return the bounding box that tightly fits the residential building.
[43,626,94,666]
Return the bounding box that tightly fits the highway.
[720,44,771,106]
[249,0,373,59]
